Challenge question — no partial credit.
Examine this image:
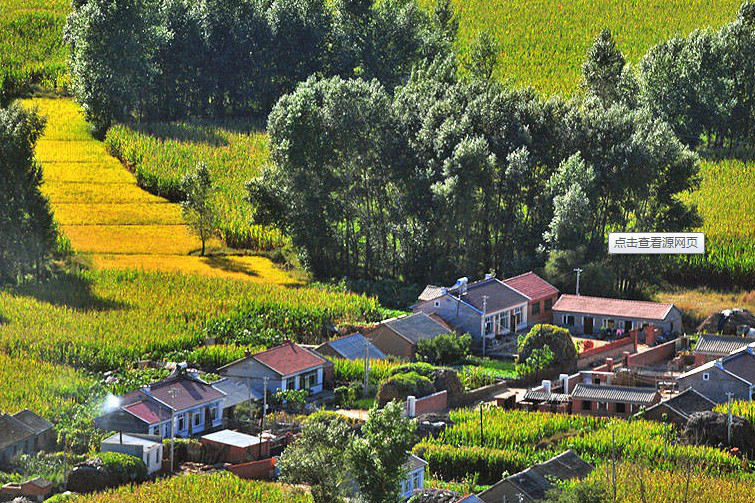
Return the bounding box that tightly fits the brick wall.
[627,339,677,368]
[578,337,634,368]
[412,391,448,416]
[228,458,277,480]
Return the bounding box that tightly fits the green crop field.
[432,0,743,96]
[70,473,313,503]
[0,269,386,372]
[105,121,284,250]
[0,0,70,99]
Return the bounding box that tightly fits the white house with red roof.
[217,341,330,411]
[552,294,682,337]
[95,365,225,439]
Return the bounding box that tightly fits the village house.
[642,388,716,426]
[101,433,163,475]
[570,383,661,417]
[365,312,452,360]
[677,343,755,402]
[0,410,54,465]
[552,294,682,337]
[95,365,225,438]
[315,332,386,361]
[0,477,52,502]
[477,450,593,503]
[501,272,560,326]
[217,341,331,404]
[413,275,533,343]
[400,454,429,500]
[692,334,755,365]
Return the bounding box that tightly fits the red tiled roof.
[122,400,172,425]
[148,375,225,411]
[503,272,559,300]
[552,295,674,320]
[253,341,326,376]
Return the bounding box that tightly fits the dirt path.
[25,98,299,285]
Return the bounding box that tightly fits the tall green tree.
[0,104,57,284]
[180,163,218,256]
[582,28,626,105]
[350,401,417,503]
[278,413,354,503]
[464,31,498,80]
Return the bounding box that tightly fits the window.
[513,306,523,326]
[484,316,494,335]
[413,472,422,491]
[154,450,159,465]
[602,319,615,329]
[703,372,710,381]
[582,400,592,411]
[563,315,575,326]
[434,300,440,308]
[544,298,553,311]
[210,407,217,422]
[532,302,541,315]
[163,423,171,437]
[308,373,317,388]
[616,403,626,414]
[178,414,185,431]
[194,411,202,427]
[150,426,158,435]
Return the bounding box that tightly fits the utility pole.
[247,377,254,431]
[262,377,269,431]
[168,388,178,473]
[482,295,489,358]
[479,403,484,447]
[363,338,370,397]
[726,391,734,446]
[611,427,617,503]
[574,268,583,296]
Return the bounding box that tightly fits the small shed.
[0,477,52,502]
[201,430,271,464]
[643,388,716,426]
[101,433,163,475]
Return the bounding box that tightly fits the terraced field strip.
[24,98,300,285]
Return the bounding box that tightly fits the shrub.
[387,362,438,379]
[97,452,148,484]
[377,371,435,405]
[416,333,471,365]
[334,386,356,408]
[517,324,577,371]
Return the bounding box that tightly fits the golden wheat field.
[24,98,300,285]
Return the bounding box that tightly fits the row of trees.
[250,53,700,291]
[0,104,58,284]
[65,0,454,135]
[589,2,755,149]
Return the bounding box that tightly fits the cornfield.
[330,357,406,385]
[105,121,286,251]
[423,0,743,96]
[714,400,755,425]
[0,0,70,99]
[0,268,386,372]
[0,352,94,420]
[69,473,313,503]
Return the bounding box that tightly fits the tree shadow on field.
[201,255,261,279]
[11,271,126,312]
[131,117,266,146]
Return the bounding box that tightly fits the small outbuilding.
[570,384,661,417]
[316,333,386,361]
[366,312,453,360]
[692,334,755,365]
[0,477,53,502]
[200,429,271,464]
[101,433,163,475]
[642,388,716,426]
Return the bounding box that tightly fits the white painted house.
[101,433,163,475]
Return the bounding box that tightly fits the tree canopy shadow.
[128,116,266,146]
[201,255,261,278]
[9,271,127,312]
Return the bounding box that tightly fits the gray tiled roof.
[0,414,35,450]
[385,313,450,344]
[449,278,529,313]
[12,410,53,435]
[694,335,755,356]
[645,388,715,420]
[418,285,443,302]
[571,384,659,405]
[522,391,571,403]
[322,333,386,360]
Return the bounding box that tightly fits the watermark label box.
[608,232,705,254]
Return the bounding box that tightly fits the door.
[584,317,594,335]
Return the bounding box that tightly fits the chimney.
[605,358,614,372]
[119,431,123,444]
[485,273,494,280]
[559,373,570,393]
[623,351,631,366]
[541,380,551,394]
[244,350,252,358]
[582,371,592,384]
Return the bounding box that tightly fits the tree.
[582,28,626,105]
[464,31,498,80]
[0,103,57,284]
[416,333,471,365]
[517,324,577,372]
[278,412,354,503]
[180,163,218,256]
[350,401,417,503]
[65,0,163,136]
